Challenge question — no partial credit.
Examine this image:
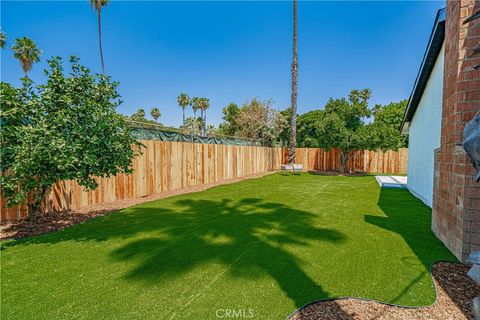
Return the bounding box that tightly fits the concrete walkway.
[375,175,408,189]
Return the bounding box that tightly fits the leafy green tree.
[371,100,408,147]
[315,89,372,174]
[372,100,407,127]
[182,116,204,133]
[296,110,326,147]
[131,108,146,121]
[278,108,292,145]
[0,56,141,221]
[289,0,298,164]
[218,103,240,136]
[235,98,288,146]
[0,30,6,49]
[150,107,161,123]
[206,124,217,135]
[177,93,190,125]
[12,36,41,78]
[127,109,155,124]
[90,0,109,74]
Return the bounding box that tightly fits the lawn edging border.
[286,260,468,319]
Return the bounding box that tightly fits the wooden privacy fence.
[0,142,407,221]
[1,141,283,221]
[288,148,408,174]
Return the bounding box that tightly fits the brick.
[458,100,480,110]
[463,111,479,121]
[467,198,480,209]
[460,57,480,69]
[465,209,480,222]
[465,186,480,199]
[461,67,480,80]
[465,25,480,37]
[463,36,480,49]
[465,231,480,244]
[432,0,479,262]
[457,80,480,91]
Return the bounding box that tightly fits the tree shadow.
[3,197,346,310]
[364,188,458,305]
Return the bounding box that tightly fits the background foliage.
[219,99,287,145]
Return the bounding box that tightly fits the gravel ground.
[290,262,479,320]
[0,172,274,240]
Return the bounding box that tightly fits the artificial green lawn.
[1,173,457,319]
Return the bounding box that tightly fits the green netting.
[129,122,264,147]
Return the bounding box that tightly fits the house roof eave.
[400,8,446,134]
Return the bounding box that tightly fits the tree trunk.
[204,111,207,136]
[182,108,185,126]
[27,203,39,222]
[288,0,298,164]
[28,187,47,222]
[339,151,348,175]
[98,11,105,74]
[201,110,204,135]
[339,150,358,174]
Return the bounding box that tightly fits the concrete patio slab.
[375,175,408,189]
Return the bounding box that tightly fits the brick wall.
[432,0,480,261]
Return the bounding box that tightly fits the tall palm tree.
[288,0,298,164]
[200,97,210,135]
[177,93,190,125]
[11,37,41,78]
[150,107,161,124]
[90,0,109,74]
[0,30,6,49]
[191,97,201,119]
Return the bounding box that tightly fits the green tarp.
[131,127,264,147]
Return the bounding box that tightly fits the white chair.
[280,164,303,175]
[292,164,303,174]
[281,164,294,174]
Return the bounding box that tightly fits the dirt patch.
[0,171,275,240]
[290,262,479,320]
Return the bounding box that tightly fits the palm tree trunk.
[97,11,105,74]
[288,0,298,164]
[182,108,185,126]
[204,111,207,135]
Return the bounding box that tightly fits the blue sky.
[1,1,445,127]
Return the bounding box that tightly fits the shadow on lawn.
[364,188,457,305]
[3,197,346,310]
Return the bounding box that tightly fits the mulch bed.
[290,262,479,320]
[0,172,275,240]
